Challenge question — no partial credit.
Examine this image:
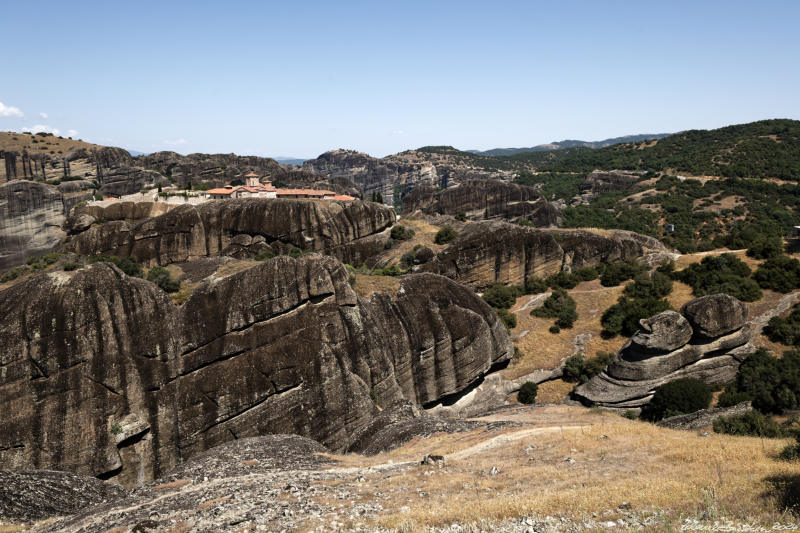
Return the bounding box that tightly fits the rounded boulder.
[681,294,748,339]
[631,310,693,352]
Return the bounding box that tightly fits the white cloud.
[66,129,79,138]
[0,101,24,118]
[392,129,405,135]
[21,124,60,135]
[39,112,48,119]
[163,138,188,146]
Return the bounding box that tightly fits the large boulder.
[0,470,125,522]
[63,198,396,267]
[0,256,512,486]
[420,221,668,288]
[0,180,90,270]
[575,295,754,409]
[402,179,560,226]
[631,311,693,353]
[682,294,748,339]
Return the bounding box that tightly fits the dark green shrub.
[546,272,580,289]
[573,267,599,282]
[390,225,415,241]
[601,296,671,337]
[713,410,784,438]
[624,271,673,299]
[518,382,538,404]
[623,410,638,420]
[482,283,523,309]
[549,325,561,334]
[434,226,458,244]
[496,308,517,330]
[532,288,578,328]
[88,254,143,277]
[754,255,800,293]
[562,352,614,384]
[717,349,800,413]
[747,237,785,260]
[146,266,180,293]
[640,378,712,421]
[255,250,275,261]
[766,306,800,346]
[0,266,27,283]
[62,262,80,271]
[600,262,647,287]
[525,276,548,294]
[455,211,467,222]
[676,253,762,301]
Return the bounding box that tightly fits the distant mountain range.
[273,157,308,166]
[468,133,673,156]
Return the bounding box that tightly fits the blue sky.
[1,1,798,158]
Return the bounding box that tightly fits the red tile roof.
[207,188,235,195]
[330,195,355,201]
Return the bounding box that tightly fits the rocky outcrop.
[0,256,512,485]
[574,295,754,409]
[0,470,125,522]
[682,294,749,339]
[97,167,170,197]
[63,198,396,267]
[574,170,640,203]
[303,149,439,203]
[138,152,284,189]
[402,179,560,226]
[420,221,668,288]
[0,180,92,270]
[657,401,753,431]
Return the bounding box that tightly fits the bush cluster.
[531,288,578,330]
[518,382,538,404]
[562,352,614,384]
[640,378,712,421]
[599,261,648,287]
[434,226,458,244]
[146,266,181,293]
[601,296,671,337]
[88,254,143,278]
[718,349,800,413]
[390,225,415,241]
[674,253,762,301]
[766,305,800,346]
[713,411,785,438]
[753,255,800,293]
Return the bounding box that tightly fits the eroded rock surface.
[574,296,755,409]
[0,179,91,270]
[0,470,126,523]
[682,294,748,339]
[420,221,668,288]
[0,256,512,486]
[402,179,560,226]
[63,198,396,266]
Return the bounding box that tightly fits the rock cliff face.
[0,180,92,270]
[96,167,170,198]
[63,198,396,267]
[402,179,560,226]
[574,295,755,409]
[303,149,439,203]
[0,257,512,485]
[138,152,285,189]
[573,170,640,204]
[420,221,668,288]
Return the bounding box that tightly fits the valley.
[3,119,800,532]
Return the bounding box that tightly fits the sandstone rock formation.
[0,256,512,485]
[303,149,440,203]
[402,179,560,226]
[0,470,125,522]
[96,167,170,197]
[0,180,92,270]
[63,198,396,267]
[137,151,284,190]
[657,401,753,431]
[574,295,754,409]
[573,170,640,204]
[420,221,668,288]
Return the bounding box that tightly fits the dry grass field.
[307,405,800,531]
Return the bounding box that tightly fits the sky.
[1,0,799,158]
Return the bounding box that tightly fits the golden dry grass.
[310,405,800,531]
[378,217,451,267]
[507,280,628,380]
[352,273,402,299]
[532,379,575,404]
